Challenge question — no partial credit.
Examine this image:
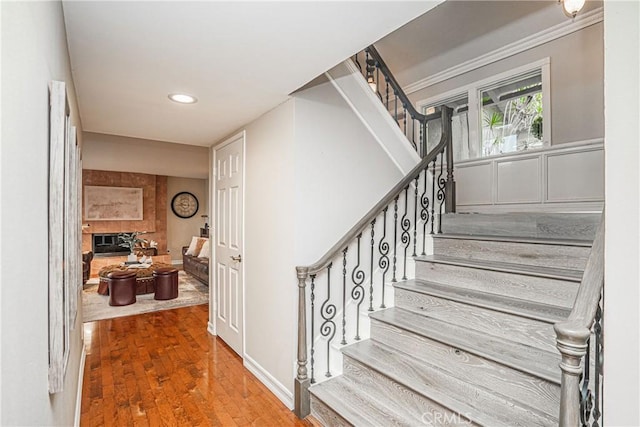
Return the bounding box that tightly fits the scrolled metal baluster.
[580,335,593,427]
[341,248,348,345]
[421,167,430,255]
[369,219,376,312]
[413,177,418,257]
[310,274,316,384]
[378,207,389,308]
[319,264,336,377]
[430,158,436,235]
[354,53,361,71]
[351,234,365,340]
[436,149,446,234]
[385,79,389,109]
[401,186,411,280]
[392,196,399,282]
[592,304,603,427]
[403,107,407,135]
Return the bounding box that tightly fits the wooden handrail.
[299,107,452,275]
[554,210,604,427]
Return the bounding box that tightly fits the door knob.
[230,254,242,262]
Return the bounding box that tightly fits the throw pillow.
[198,240,210,258]
[185,236,200,256]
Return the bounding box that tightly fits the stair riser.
[310,397,352,427]
[344,355,554,426]
[433,238,590,270]
[370,319,560,419]
[394,288,557,353]
[342,357,480,427]
[415,261,579,308]
[440,213,599,240]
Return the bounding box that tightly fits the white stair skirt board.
[325,60,420,175]
[243,354,294,410]
[309,212,599,425]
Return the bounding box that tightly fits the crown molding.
[404,6,604,95]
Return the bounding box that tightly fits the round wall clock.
[171,191,199,218]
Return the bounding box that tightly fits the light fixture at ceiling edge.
[168,93,198,104]
[560,0,586,18]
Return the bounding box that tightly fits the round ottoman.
[153,267,179,300]
[107,270,137,306]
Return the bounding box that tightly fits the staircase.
[308,213,599,426]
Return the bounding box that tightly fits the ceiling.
[63,1,440,147]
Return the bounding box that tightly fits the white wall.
[293,78,404,264]
[239,101,297,406]
[83,132,209,179]
[603,1,640,425]
[213,76,407,409]
[167,177,208,262]
[1,2,84,425]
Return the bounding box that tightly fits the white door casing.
[214,133,244,356]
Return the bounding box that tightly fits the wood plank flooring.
[81,305,310,426]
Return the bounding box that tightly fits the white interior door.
[214,134,244,355]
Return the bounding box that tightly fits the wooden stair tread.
[433,233,593,247]
[394,279,571,324]
[416,254,583,282]
[309,375,417,426]
[342,340,557,427]
[369,307,562,384]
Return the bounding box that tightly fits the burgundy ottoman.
[153,267,179,300]
[107,270,137,306]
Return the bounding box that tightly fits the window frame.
[417,58,551,162]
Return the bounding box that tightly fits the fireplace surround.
[92,233,130,257]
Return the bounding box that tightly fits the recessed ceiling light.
[168,93,197,104]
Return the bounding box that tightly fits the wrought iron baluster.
[430,158,436,235]
[413,177,418,257]
[376,67,382,102]
[580,336,593,427]
[351,234,365,340]
[369,219,376,312]
[592,304,603,427]
[401,186,411,280]
[378,207,389,308]
[310,274,316,384]
[421,168,430,255]
[341,248,348,345]
[436,150,446,234]
[403,107,407,135]
[354,53,361,71]
[392,196,399,282]
[385,79,389,109]
[319,263,335,378]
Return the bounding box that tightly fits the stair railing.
[294,106,452,418]
[354,45,456,213]
[555,212,604,427]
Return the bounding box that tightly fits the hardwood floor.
[81,305,310,426]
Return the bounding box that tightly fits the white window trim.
[417,58,551,156]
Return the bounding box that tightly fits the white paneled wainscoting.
[454,139,604,213]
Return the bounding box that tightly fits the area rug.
[82,271,209,322]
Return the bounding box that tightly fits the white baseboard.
[243,353,294,410]
[74,346,87,427]
[207,321,216,336]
